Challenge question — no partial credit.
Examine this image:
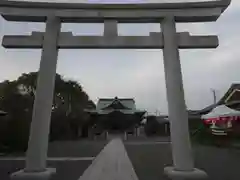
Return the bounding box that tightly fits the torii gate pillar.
[162,16,207,179]
[11,16,61,180]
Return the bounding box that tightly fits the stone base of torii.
[0,0,231,180]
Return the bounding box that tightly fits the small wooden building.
[144,115,170,136]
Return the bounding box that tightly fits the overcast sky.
[0,0,239,114]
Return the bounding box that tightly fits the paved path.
[79,138,139,180]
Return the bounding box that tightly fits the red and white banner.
[204,116,240,124]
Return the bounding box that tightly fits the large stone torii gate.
[0,0,231,179]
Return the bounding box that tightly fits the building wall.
[144,116,170,136]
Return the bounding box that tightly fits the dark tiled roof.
[188,84,240,115]
[99,98,134,101]
[217,84,240,105]
[85,97,146,116]
[97,97,136,110]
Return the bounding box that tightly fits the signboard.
[6,0,217,4]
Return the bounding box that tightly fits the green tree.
[0,72,95,152]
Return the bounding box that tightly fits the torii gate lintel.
[3,31,219,49]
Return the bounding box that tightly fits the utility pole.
[155,109,161,116]
[211,89,217,104]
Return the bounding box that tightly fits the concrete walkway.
[79,138,139,180]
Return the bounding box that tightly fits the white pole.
[137,127,140,136]
[25,16,61,172]
[161,16,194,171]
[124,132,127,140]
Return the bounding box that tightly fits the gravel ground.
[125,143,240,180]
[125,143,172,180]
[125,136,170,143]
[0,140,107,180]
[0,160,92,180]
[194,145,240,180]
[48,140,107,157]
[2,140,240,180]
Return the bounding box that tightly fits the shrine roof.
[85,96,146,115]
[96,97,136,111]
[86,109,145,115]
